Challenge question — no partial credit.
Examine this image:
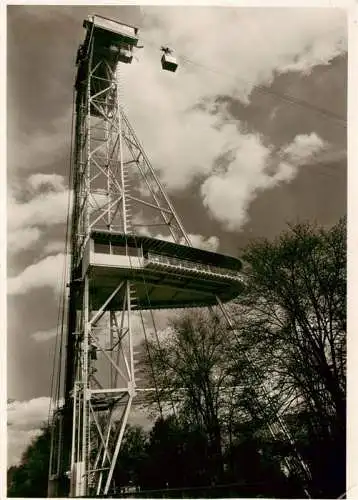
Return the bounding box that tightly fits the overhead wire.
[47,268,66,425]
[132,37,347,186]
[55,88,77,404]
[48,88,76,426]
[180,54,346,126]
[138,35,346,127]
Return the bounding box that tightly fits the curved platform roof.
[91,230,243,271]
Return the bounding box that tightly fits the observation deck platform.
[80,231,244,310]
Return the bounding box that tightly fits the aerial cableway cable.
[139,34,346,126]
[48,88,77,493]
[181,53,347,126]
[48,87,77,425]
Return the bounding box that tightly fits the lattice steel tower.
[47,15,245,497]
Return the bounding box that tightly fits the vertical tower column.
[62,23,139,496]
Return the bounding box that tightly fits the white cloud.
[8,189,70,232]
[118,8,345,190]
[28,173,66,193]
[7,184,108,259]
[7,397,52,466]
[31,327,59,343]
[42,240,66,256]
[281,132,326,163]
[7,175,70,255]
[136,224,220,252]
[7,253,66,296]
[8,397,51,430]
[184,234,219,252]
[7,227,42,254]
[112,6,346,233]
[159,7,346,81]
[273,161,297,183]
[200,132,326,230]
[8,7,341,189]
[279,25,346,74]
[201,133,272,229]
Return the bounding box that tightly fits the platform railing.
[145,252,242,280]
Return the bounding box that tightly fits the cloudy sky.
[7,4,348,467]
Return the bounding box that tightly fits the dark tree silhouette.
[8,424,51,498]
[229,217,346,497]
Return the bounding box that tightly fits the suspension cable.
[48,87,77,425]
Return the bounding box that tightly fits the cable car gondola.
[161,46,178,72]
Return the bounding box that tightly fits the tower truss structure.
[47,15,244,497]
[48,14,312,498]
